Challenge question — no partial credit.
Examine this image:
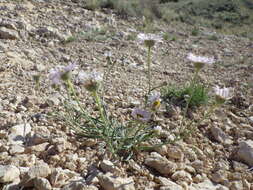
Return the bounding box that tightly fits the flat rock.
[98,173,135,190]
[210,126,233,145]
[236,140,253,166]
[0,27,19,39]
[50,167,80,188]
[190,179,228,190]
[158,177,183,190]
[21,162,51,187]
[34,177,52,190]
[100,160,117,173]
[8,123,31,145]
[0,165,20,183]
[9,144,25,155]
[167,146,184,160]
[62,180,95,190]
[28,125,51,145]
[171,170,192,183]
[145,152,177,175]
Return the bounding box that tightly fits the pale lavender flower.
[131,108,151,122]
[137,33,162,48]
[214,86,233,103]
[63,63,77,73]
[61,63,77,81]
[49,68,62,86]
[187,53,215,70]
[49,64,77,86]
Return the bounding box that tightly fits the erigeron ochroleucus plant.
[45,63,163,159]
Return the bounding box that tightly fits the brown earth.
[0,0,252,190]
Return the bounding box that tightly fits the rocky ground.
[0,0,253,190]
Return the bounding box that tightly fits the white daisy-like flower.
[104,51,112,58]
[214,86,233,103]
[187,53,215,70]
[137,33,163,48]
[148,92,161,111]
[153,125,162,135]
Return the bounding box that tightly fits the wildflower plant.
[43,62,164,160]
[35,34,233,161]
[161,52,234,141]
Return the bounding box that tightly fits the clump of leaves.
[191,27,199,36]
[162,83,209,109]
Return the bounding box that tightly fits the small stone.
[236,140,253,166]
[210,126,233,145]
[154,145,168,156]
[52,137,69,153]
[242,179,251,190]
[50,168,79,188]
[145,152,177,175]
[21,162,51,187]
[171,170,192,183]
[193,174,204,183]
[185,165,196,175]
[191,179,223,190]
[34,177,52,190]
[0,27,19,39]
[80,138,97,147]
[211,170,228,184]
[50,168,69,188]
[183,147,197,161]
[230,180,243,190]
[1,182,20,190]
[128,160,142,172]
[167,146,184,160]
[9,144,25,155]
[0,165,20,183]
[157,177,183,190]
[8,123,31,145]
[25,142,50,154]
[65,162,77,171]
[100,160,116,173]
[228,172,242,180]
[191,160,204,173]
[47,96,61,106]
[61,179,88,190]
[28,126,51,145]
[216,185,229,190]
[98,173,135,190]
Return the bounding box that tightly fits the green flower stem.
[92,90,107,124]
[180,69,200,129]
[147,46,152,95]
[65,80,95,124]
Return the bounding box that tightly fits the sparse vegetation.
[162,83,209,109]
[82,0,253,38]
